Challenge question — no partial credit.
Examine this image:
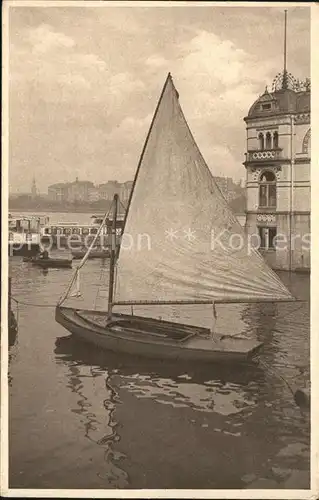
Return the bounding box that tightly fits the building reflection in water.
[240,297,310,446]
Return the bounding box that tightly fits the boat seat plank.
[75,310,197,342]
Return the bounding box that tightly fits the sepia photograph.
[1,0,316,497]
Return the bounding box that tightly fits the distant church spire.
[282,9,288,90]
[31,175,37,199]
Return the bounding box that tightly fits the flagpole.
[210,302,217,341]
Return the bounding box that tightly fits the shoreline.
[9,207,107,214]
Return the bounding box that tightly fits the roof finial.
[282,9,288,89]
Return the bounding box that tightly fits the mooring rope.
[10,296,57,308]
[257,357,310,415]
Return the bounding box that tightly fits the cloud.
[176,29,273,100]
[8,7,310,192]
[179,30,249,86]
[108,115,152,139]
[27,23,75,53]
[57,73,90,89]
[199,143,242,180]
[142,28,276,132]
[146,54,169,69]
[10,23,144,107]
[139,29,275,180]
[10,24,106,95]
[108,72,145,95]
[103,114,153,179]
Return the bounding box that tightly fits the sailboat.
[55,73,295,365]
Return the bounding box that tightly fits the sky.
[7,2,310,194]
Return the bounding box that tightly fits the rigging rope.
[58,204,113,306]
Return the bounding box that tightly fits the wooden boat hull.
[23,257,72,269]
[71,249,111,260]
[55,306,263,365]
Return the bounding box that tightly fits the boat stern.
[246,340,264,362]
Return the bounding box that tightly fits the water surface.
[8,240,310,489]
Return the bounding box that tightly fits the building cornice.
[295,157,311,164]
[246,210,310,216]
[244,111,310,124]
[243,159,291,168]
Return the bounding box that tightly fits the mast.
[282,9,288,90]
[107,194,118,320]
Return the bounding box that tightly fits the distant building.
[214,176,244,203]
[67,177,94,203]
[88,187,100,203]
[98,180,121,201]
[9,192,22,200]
[48,183,69,202]
[47,178,133,204]
[120,181,134,203]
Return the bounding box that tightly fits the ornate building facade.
[243,73,310,271]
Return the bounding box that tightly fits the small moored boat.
[23,256,73,269]
[56,307,264,364]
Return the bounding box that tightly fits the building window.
[258,226,277,249]
[259,171,276,208]
[262,103,271,111]
[265,132,272,149]
[273,131,279,148]
[302,128,311,155]
[258,132,264,150]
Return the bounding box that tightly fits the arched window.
[273,131,279,149]
[258,132,264,150]
[259,171,276,208]
[265,132,272,149]
[302,128,311,155]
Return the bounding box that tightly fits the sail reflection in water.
[119,374,257,417]
[55,332,265,439]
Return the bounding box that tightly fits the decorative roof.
[246,86,310,120]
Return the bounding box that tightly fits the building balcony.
[245,148,284,163]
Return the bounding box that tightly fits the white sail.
[114,74,293,305]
